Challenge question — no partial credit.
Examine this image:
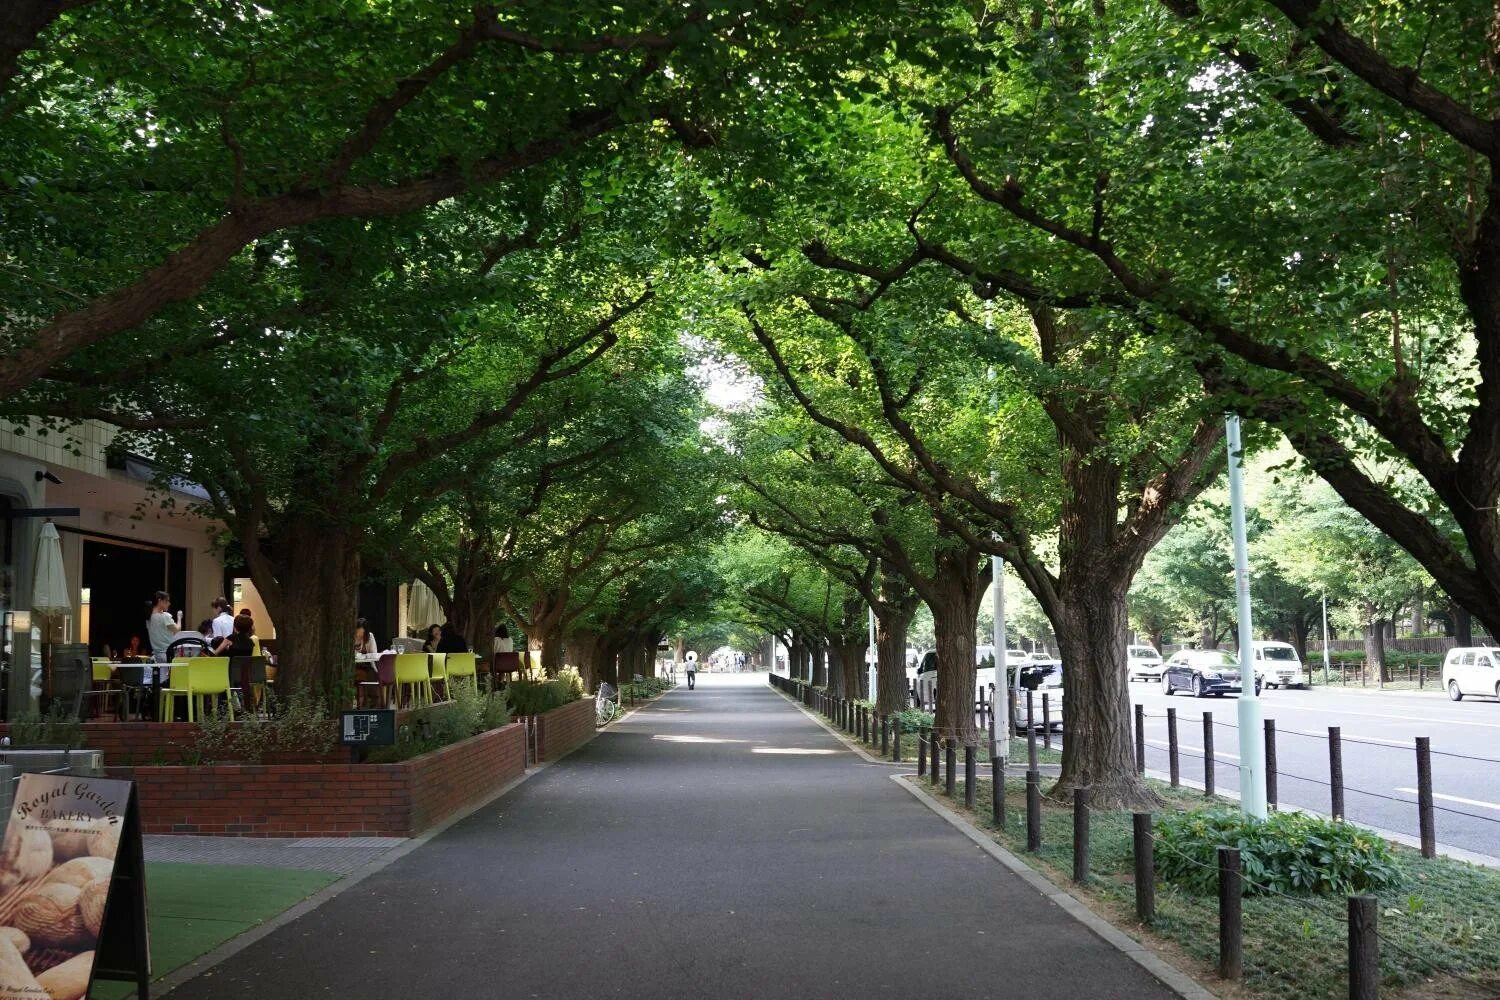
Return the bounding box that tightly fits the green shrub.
[621,676,673,700]
[505,678,579,715]
[557,666,586,702]
[1154,810,1400,897]
[195,693,337,763]
[366,686,510,764]
[8,702,85,748]
[891,708,933,733]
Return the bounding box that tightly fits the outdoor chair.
[357,653,396,709]
[427,652,448,701]
[444,652,478,695]
[492,652,521,689]
[159,660,193,721]
[82,659,119,719]
[115,664,151,721]
[190,657,234,720]
[394,653,432,708]
[229,656,268,716]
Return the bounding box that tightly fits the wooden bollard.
[1348,895,1378,1000]
[892,716,902,763]
[945,741,956,797]
[1043,693,1052,750]
[931,733,940,786]
[1134,703,1145,775]
[1133,813,1154,923]
[1264,719,1278,810]
[918,725,927,775]
[1203,712,1215,798]
[964,745,976,808]
[991,756,1005,827]
[1416,736,1436,858]
[1025,769,1042,852]
[1218,847,1242,981]
[1167,707,1180,787]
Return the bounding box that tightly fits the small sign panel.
[339,710,396,747]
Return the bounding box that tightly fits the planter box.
[106,722,525,837]
[520,698,596,762]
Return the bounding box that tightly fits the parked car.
[1012,662,1064,732]
[1442,646,1500,701]
[1254,640,1307,689]
[1127,644,1164,682]
[1161,649,1262,697]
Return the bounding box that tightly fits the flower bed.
[106,722,526,837]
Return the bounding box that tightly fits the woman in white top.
[354,619,378,656]
[146,591,178,662]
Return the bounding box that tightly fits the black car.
[1161,649,1262,697]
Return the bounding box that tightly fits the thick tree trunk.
[789,634,807,684]
[1410,593,1424,636]
[1454,603,1473,645]
[569,630,603,691]
[837,639,867,699]
[541,628,563,676]
[875,609,913,714]
[1363,608,1387,682]
[1049,583,1159,809]
[811,641,828,689]
[930,596,978,747]
[265,517,361,706]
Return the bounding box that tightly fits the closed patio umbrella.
[31,521,71,615]
[406,579,441,633]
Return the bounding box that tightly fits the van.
[1253,641,1307,689]
[1442,646,1500,701]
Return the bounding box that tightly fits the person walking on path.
[685,650,697,690]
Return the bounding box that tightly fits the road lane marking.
[1137,696,1500,730]
[1344,734,1415,749]
[1146,739,1239,760]
[1394,788,1500,812]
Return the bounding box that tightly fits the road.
[1127,683,1500,858]
[167,673,1177,999]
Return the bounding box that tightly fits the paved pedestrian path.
[168,674,1177,999]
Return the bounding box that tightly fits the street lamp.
[1225,413,1267,819]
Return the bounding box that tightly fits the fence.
[768,672,1500,997]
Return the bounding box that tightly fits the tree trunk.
[263,518,362,707]
[811,640,828,689]
[541,628,563,676]
[1362,605,1386,683]
[925,544,986,748]
[1455,603,1473,646]
[822,642,841,696]
[1410,592,1424,637]
[874,606,914,714]
[1048,583,1157,808]
[789,633,807,684]
[837,639,867,699]
[1291,613,1311,662]
[569,630,603,691]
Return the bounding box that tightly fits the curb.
[769,685,905,766]
[147,722,603,997]
[892,774,1215,1000]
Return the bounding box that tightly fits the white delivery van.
[1442,646,1500,701]
[1253,641,1307,689]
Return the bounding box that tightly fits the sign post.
[340,709,397,762]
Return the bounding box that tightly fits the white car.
[1127,644,1164,682]
[1442,646,1500,701]
[1254,641,1307,689]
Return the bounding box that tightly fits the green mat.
[89,862,338,999]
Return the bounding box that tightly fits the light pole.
[867,605,877,702]
[1322,594,1331,685]
[1226,413,1267,819]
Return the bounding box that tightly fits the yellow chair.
[91,660,113,683]
[159,660,194,721]
[428,652,448,702]
[444,652,477,694]
[394,653,432,708]
[190,657,233,721]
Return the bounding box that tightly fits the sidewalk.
[161,673,1184,999]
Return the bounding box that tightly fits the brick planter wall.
[106,723,525,837]
[524,698,596,761]
[0,722,203,766]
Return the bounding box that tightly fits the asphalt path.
[1127,683,1500,858]
[168,673,1176,999]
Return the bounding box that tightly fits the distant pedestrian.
[685,650,697,690]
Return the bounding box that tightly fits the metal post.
[1132,814,1154,923]
[993,554,1007,765]
[991,756,1005,827]
[1226,413,1267,818]
[893,716,902,763]
[1348,895,1379,1000]
[1322,594,1331,685]
[1416,736,1436,858]
[964,745,976,808]
[880,714,888,756]
[945,741,956,797]
[1264,719,1277,811]
[1043,693,1052,751]
[1073,788,1090,884]
[1167,707,1180,787]
[918,724,927,775]
[1026,769,1042,852]
[867,604,877,706]
[1329,726,1344,820]
[1218,847,1243,981]
[931,733,940,787]
[1134,703,1145,775]
[1203,712,1216,798]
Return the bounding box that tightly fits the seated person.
[435,623,469,654]
[213,613,256,658]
